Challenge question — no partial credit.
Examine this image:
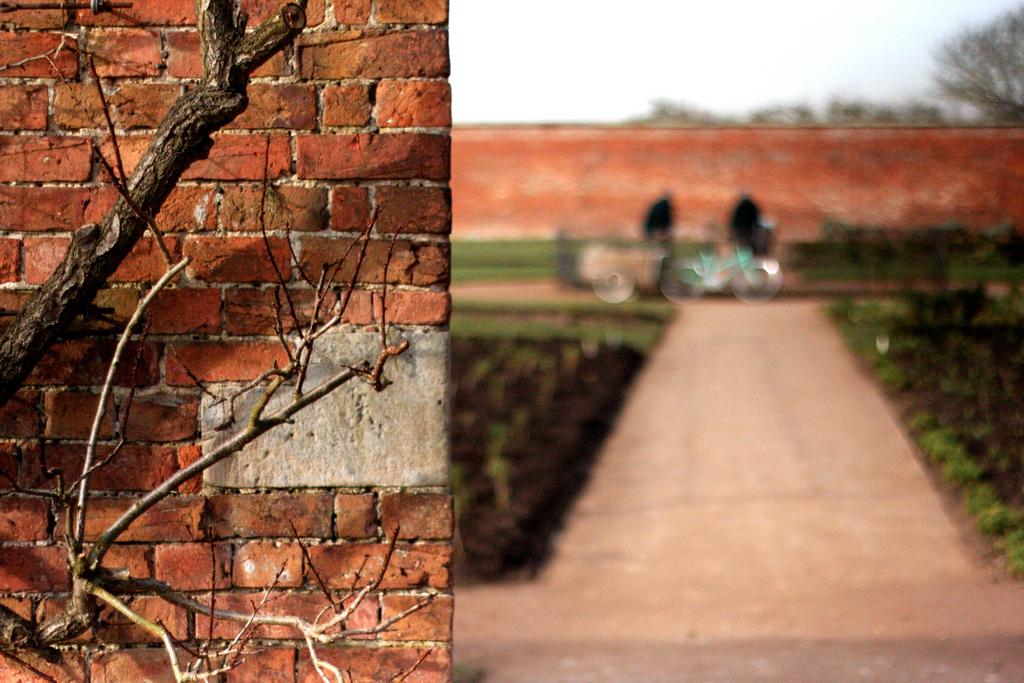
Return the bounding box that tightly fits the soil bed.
[448,295,675,584]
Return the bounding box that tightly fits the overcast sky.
[449,0,1023,123]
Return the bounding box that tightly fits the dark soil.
[450,337,645,583]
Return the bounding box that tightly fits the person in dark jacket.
[730,193,760,249]
[730,193,774,255]
[643,194,674,243]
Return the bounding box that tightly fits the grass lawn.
[452,298,675,353]
[451,239,703,284]
[452,240,556,282]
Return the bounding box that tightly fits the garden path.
[455,299,1024,682]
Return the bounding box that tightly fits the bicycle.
[659,245,783,303]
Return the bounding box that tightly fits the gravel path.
[455,300,1024,682]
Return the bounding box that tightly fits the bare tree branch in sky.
[934,4,1024,122]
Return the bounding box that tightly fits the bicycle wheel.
[732,258,782,302]
[592,270,636,304]
[660,260,705,302]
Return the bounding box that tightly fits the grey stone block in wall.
[202,329,449,488]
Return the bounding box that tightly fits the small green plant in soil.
[829,290,1024,576]
[450,299,672,580]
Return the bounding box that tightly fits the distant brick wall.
[0,1,452,680]
[451,126,1024,241]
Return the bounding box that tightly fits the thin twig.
[73,257,190,550]
[0,31,76,75]
[392,650,432,683]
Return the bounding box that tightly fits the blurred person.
[730,192,772,255]
[643,193,674,244]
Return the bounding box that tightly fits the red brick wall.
[0,1,452,680]
[451,126,1024,241]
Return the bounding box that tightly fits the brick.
[383,290,450,325]
[0,496,50,541]
[322,83,372,127]
[96,134,149,177]
[241,0,326,25]
[54,82,180,130]
[336,288,374,324]
[0,32,78,78]
[330,186,371,231]
[28,339,160,387]
[375,185,451,234]
[302,29,449,79]
[28,233,182,285]
[158,185,218,232]
[376,0,448,24]
[67,288,140,335]
[84,28,164,77]
[306,542,450,589]
[111,236,183,283]
[230,83,317,130]
[299,238,449,286]
[222,287,369,334]
[0,652,86,683]
[23,236,68,285]
[95,595,188,643]
[0,291,29,335]
[227,648,296,683]
[86,185,119,221]
[335,493,377,538]
[233,540,303,587]
[182,134,291,180]
[0,545,67,591]
[0,596,33,621]
[0,186,100,231]
[92,649,199,683]
[298,646,450,683]
[377,80,451,128]
[0,85,48,130]
[101,544,152,578]
[76,0,194,25]
[197,591,377,639]
[175,444,202,494]
[207,493,333,538]
[380,493,453,540]
[0,444,24,491]
[220,184,328,232]
[333,0,371,24]
[380,593,453,641]
[165,30,201,78]
[44,391,198,441]
[166,340,290,385]
[297,133,450,180]
[23,443,180,492]
[0,136,92,182]
[0,441,34,491]
[155,542,231,591]
[0,8,65,28]
[53,82,105,129]
[167,30,286,78]
[0,390,41,438]
[82,496,206,542]
[0,238,18,283]
[148,287,222,334]
[223,287,302,335]
[183,235,292,283]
